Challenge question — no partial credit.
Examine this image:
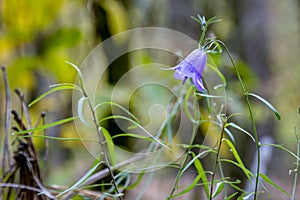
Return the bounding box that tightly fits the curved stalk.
[209,121,227,199]
[81,88,123,200]
[217,40,260,200]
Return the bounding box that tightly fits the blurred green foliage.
[0,0,299,198]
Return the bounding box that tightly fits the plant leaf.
[100,127,116,167]
[66,61,85,89]
[212,182,224,198]
[259,173,290,196]
[28,84,80,107]
[22,134,96,142]
[78,97,92,127]
[223,139,252,180]
[56,161,102,197]
[225,192,239,200]
[191,152,209,197]
[170,174,202,198]
[224,128,236,144]
[239,193,254,200]
[220,159,254,180]
[226,122,255,142]
[248,92,281,120]
[98,115,169,150]
[13,117,76,135]
[112,133,156,142]
[260,143,300,161]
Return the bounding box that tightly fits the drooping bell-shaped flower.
[167,48,207,92]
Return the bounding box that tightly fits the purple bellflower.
[168,48,207,92]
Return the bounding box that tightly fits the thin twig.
[0,183,43,193]
[22,151,56,199]
[15,89,32,129]
[1,66,12,179]
[41,112,49,180]
[15,91,42,179]
[81,87,123,199]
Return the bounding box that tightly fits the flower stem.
[82,89,123,200]
[291,129,300,200]
[209,121,226,200]
[167,87,200,199]
[218,40,260,199]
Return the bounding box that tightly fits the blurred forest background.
[0,0,300,199]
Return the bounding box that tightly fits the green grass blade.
[66,61,85,89]
[22,134,97,142]
[125,172,145,190]
[98,115,169,150]
[100,127,116,166]
[248,92,281,120]
[112,133,156,142]
[220,159,254,180]
[223,139,252,180]
[78,96,92,127]
[191,152,209,197]
[94,101,140,124]
[226,122,255,142]
[212,182,224,198]
[225,192,239,200]
[259,173,290,197]
[56,162,102,197]
[28,84,80,107]
[13,117,76,135]
[260,143,300,161]
[170,174,202,198]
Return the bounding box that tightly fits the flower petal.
[193,78,206,92]
[165,48,207,92]
[193,72,206,92]
[181,48,207,74]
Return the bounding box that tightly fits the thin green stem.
[167,87,200,199]
[209,121,226,200]
[199,25,207,48]
[81,89,123,200]
[291,130,299,200]
[217,40,261,199]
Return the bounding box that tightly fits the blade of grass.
[191,152,209,197]
[13,117,76,135]
[259,173,289,196]
[98,115,169,150]
[100,127,116,167]
[220,159,254,180]
[66,61,85,89]
[29,84,80,107]
[57,162,102,197]
[78,96,92,127]
[226,122,255,142]
[248,92,281,120]
[169,174,202,199]
[21,134,97,142]
[223,139,253,180]
[112,133,156,142]
[212,182,225,198]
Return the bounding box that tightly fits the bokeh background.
[0,0,299,199]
